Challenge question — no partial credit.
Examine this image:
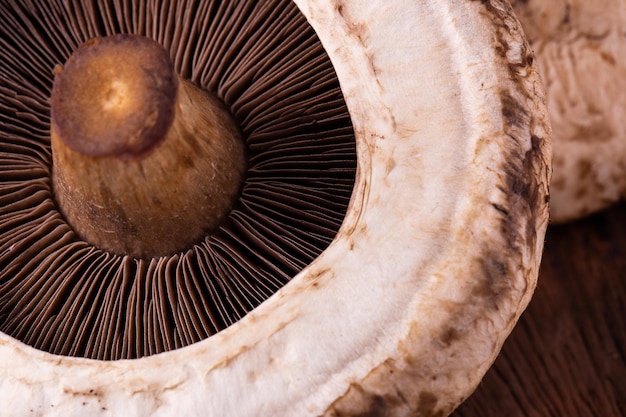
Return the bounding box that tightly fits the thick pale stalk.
[50,35,246,259]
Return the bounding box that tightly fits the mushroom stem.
[51,35,246,259]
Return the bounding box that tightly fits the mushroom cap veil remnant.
[512,0,626,222]
[0,0,551,416]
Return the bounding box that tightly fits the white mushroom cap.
[512,0,626,222]
[0,0,550,416]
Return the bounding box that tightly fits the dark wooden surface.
[453,201,625,417]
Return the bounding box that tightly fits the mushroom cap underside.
[0,0,551,416]
[0,0,356,359]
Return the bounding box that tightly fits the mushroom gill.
[0,0,356,360]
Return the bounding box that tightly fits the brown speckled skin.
[321,0,551,415]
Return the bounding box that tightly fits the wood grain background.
[453,201,625,417]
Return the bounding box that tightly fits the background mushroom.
[511,0,626,222]
[0,0,551,416]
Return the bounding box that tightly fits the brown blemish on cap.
[323,380,405,417]
[439,327,461,347]
[501,90,530,129]
[416,392,443,417]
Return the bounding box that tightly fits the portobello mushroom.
[0,0,551,416]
